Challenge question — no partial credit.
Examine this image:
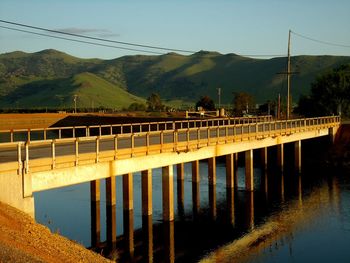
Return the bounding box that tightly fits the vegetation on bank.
[296,64,350,118]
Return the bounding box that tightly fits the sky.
[1,0,350,59]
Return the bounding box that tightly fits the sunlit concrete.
[30,128,333,193]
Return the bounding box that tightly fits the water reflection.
[142,215,153,263]
[200,170,345,263]
[34,156,350,263]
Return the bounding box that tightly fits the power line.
[0,25,164,55]
[291,30,350,48]
[0,19,196,54]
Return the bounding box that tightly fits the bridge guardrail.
[0,116,273,143]
[0,116,340,175]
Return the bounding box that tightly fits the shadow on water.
[34,137,350,262]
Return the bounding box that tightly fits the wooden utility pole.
[287,29,291,119]
[217,88,221,108]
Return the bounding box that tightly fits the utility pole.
[278,93,281,119]
[217,88,221,108]
[287,29,291,119]
[276,30,297,119]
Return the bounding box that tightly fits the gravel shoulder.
[0,201,112,263]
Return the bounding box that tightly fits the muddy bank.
[0,201,112,263]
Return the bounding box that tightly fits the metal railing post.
[75,139,79,166]
[17,142,22,175]
[25,141,29,174]
[96,137,99,163]
[51,140,55,169]
[114,135,118,160]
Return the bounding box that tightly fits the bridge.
[0,115,340,250]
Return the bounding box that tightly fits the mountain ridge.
[1,49,350,109]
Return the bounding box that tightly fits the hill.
[1,49,350,109]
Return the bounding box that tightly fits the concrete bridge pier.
[294,141,302,173]
[176,163,185,217]
[90,180,100,247]
[277,144,284,172]
[106,176,116,250]
[208,157,217,220]
[192,160,200,217]
[245,150,254,191]
[261,147,268,170]
[123,173,134,257]
[226,153,235,188]
[162,165,174,221]
[142,169,152,217]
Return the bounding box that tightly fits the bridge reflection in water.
[85,151,340,262]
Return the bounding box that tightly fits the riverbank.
[0,201,112,263]
[329,123,350,168]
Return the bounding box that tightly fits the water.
[33,143,350,262]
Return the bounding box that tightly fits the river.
[33,138,350,262]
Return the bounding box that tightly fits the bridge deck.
[0,116,339,193]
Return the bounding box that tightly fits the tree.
[297,64,350,117]
[195,96,216,111]
[127,102,146,111]
[146,93,163,111]
[232,92,255,116]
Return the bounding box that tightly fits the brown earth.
[0,112,186,130]
[0,201,112,263]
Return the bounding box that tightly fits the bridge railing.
[0,116,273,143]
[0,116,339,175]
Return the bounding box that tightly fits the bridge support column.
[294,140,302,173]
[142,169,152,216]
[106,176,116,250]
[261,147,268,170]
[90,180,100,247]
[245,150,254,191]
[162,165,174,221]
[123,173,134,257]
[176,163,185,216]
[277,144,284,171]
[208,157,216,219]
[192,160,200,216]
[226,153,235,188]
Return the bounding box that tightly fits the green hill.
[0,71,145,109]
[1,49,350,109]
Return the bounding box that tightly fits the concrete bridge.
[0,116,340,250]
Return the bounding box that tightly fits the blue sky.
[1,0,350,59]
